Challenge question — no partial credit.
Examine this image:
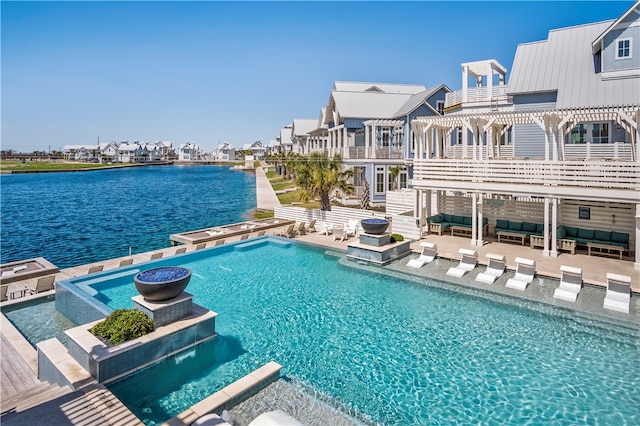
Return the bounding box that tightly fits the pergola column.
[471,193,478,246]
[543,197,550,257]
[635,203,640,271]
[476,195,484,246]
[551,197,558,258]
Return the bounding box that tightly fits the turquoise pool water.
[3,296,75,346]
[82,239,638,425]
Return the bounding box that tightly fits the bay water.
[0,165,256,269]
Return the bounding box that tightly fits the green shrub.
[390,233,404,243]
[90,309,154,346]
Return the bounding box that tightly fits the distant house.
[118,143,142,163]
[290,118,318,155]
[155,141,173,159]
[178,142,201,161]
[241,141,267,159]
[99,142,119,163]
[62,145,100,161]
[212,142,236,161]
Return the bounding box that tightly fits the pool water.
[87,239,640,425]
[3,296,75,346]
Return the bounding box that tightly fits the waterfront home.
[212,141,236,161]
[290,118,318,155]
[317,81,450,206]
[276,125,293,154]
[241,140,267,159]
[411,1,639,269]
[178,142,202,161]
[118,142,144,163]
[98,142,119,163]
[62,144,100,162]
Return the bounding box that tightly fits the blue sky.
[1,1,633,153]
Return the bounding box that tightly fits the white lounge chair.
[248,410,303,426]
[475,253,506,284]
[446,249,478,278]
[345,219,359,238]
[553,266,582,302]
[319,221,333,235]
[603,273,631,314]
[407,242,437,269]
[505,257,536,291]
[333,226,347,242]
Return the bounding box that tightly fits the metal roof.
[332,81,426,94]
[508,19,640,107]
[291,119,317,136]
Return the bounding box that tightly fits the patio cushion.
[496,219,509,230]
[577,228,595,240]
[536,223,544,234]
[483,217,489,226]
[442,213,453,222]
[557,226,566,239]
[430,214,442,223]
[564,226,578,238]
[464,216,472,226]
[509,221,523,231]
[594,230,611,242]
[610,231,629,244]
[523,222,537,233]
[453,215,465,224]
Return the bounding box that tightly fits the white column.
[543,117,550,161]
[426,128,433,159]
[462,127,468,159]
[487,126,494,159]
[551,198,558,257]
[462,65,468,103]
[635,203,640,271]
[477,195,484,246]
[425,189,431,227]
[364,124,370,158]
[543,197,550,257]
[471,193,478,246]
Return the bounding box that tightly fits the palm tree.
[388,165,402,191]
[295,152,353,211]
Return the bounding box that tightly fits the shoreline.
[0,161,174,175]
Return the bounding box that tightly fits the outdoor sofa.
[427,213,488,236]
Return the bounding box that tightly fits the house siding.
[343,118,366,129]
[602,25,640,72]
[512,96,557,158]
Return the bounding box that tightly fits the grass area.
[0,160,134,172]
[277,189,320,209]
[265,170,279,179]
[254,210,275,219]
[272,180,296,191]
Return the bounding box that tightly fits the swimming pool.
[68,238,639,425]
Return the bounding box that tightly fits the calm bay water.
[0,165,255,269]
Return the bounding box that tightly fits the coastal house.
[118,143,144,163]
[241,140,267,159]
[99,142,119,163]
[212,142,236,161]
[411,1,640,269]
[319,81,450,205]
[62,144,100,162]
[290,119,318,155]
[155,141,173,160]
[178,142,201,161]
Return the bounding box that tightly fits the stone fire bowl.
[134,266,191,301]
[360,218,390,235]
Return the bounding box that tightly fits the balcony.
[444,86,510,109]
[412,159,639,203]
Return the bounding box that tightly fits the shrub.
[90,309,154,346]
[390,233,404,243]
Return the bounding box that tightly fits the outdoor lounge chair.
[87,265,104,274]
[214,239,225,246]
[240,234,249,241]
[248,410,303,426]
[306,219,317,233]
[553,265,582,302]
[407,242,437,268]
[603,273,631,314]
[319,221,334,235]
[175,247,187,254]
[150,252,163,260]
[119,258,133,267]
[275,224,296,238]
[345,219,359,238]
[333,226,351,242]
[505,257,536,291]
[256,230,265,236]
[1,285,7,302]
[195,243,207,250]
[294,222,307,236]
[475,253,506,285]
[25,275,55,295]
[446,249,478,278]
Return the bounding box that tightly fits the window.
[399,168,408,189]
[436,100,445,115]
[455,127,463,145]
[592,123,609,144]
[616,38,631,59]
[382,128,390,147]
[375,166,385,194]
[570,124,588,144]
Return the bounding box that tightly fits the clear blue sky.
[1,1,633,153]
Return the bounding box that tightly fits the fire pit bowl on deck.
[360,218,390,235]
[134,266,191,301]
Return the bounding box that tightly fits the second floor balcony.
[444,85,510,109]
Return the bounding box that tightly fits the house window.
[616,38,631,59]
[375,166,385,194]
[456,127,463,145]
[592,123,609,144]
[382,128,390,147]
[570,124,588,144]
[399,168,408,189]
[436,100,445,115]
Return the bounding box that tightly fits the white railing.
[445,86,509,108]
[564,142,633,161]
[444,145,514,159]
[413,159,639,191]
